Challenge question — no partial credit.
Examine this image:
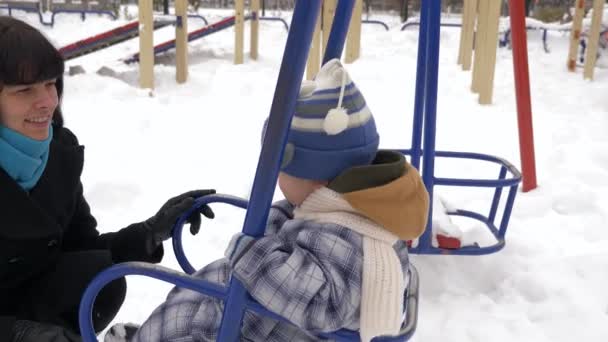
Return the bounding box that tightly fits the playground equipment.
[136,0,191,88]
[78,0,532,339]
[306,0,355,79]
[579,28,608,65]
[0,0,117,26]
[123,13,289,64]
[305,0,389,78]
[124,16,241,64]
[457,0,536,193]
[567,0,605,79]
[80,1,420,341]
[136,0,262,89]
[58,20,173,60]
[458,0,502,105]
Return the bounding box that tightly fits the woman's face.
[0,79,57,140]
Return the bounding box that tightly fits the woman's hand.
[143,189,216,246]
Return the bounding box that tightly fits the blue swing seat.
[79,194,419,342]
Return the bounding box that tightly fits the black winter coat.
[0,125,163,339]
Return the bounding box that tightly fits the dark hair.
[0,16,65,127]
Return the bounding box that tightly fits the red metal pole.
[508,0,537,192]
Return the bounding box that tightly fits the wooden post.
[250,0,260,60]
[459,0,477,70]
[457,0,467,65]
[479,0,502,105]
[138,0,154,89]
[567,0,585,72]
[583,0,605,80]
[322,0,337,58]
[234,0,244,65]
[345,0,362,64]
[471,0,487,93]
[307,9,322,80]
[175,0,188,84]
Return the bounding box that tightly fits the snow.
[4,6,608,342]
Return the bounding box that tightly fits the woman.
[0,17,214,342]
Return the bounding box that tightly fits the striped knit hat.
[280,59,379,181]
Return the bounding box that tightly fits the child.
[106,59,429,342]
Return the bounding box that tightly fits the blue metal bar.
[362,19,389,31]
[500,29,511,48]
[172,194,249,275]
[323,0,356,63]
[3,5,49,26]
[401,20,461,31]
[79,263,229,342]
[50,9,117,27]
[259,16,290,31]
[216,1,322,340]
[397,149,522,179]
[498,185,518,238]
[488,167,508,223]
[418,0,442,254]
[188,14,209,26]
[409,4,430,170]
[434,176,519,188]
[79,262,419,341]
[542,28,549,53]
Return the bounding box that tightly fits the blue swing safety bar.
[80,0,522,339]
[79,0,418,341]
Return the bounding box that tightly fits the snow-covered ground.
[4,6,608,341]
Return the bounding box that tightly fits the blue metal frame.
[406,0,521,255]
[80,1,420,341]
[259,16,290,31]
[0,4,50,26]
[49,9,117,27]
[187,14,209,26]
[172,195,249,275]
[78,250,419,342]
[79,0,525,340]
[362,19,389,31]
[578,29,608,64]
[400,19,461,31]
[500,27,551,53]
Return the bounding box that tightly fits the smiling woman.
[0,16,216,342]
[0,18,64,132]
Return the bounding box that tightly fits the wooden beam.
[583,0,605,80]
[471,0,487,93]
[479,0,502,105]
[567,0,585,72]
[459,0,478,70]
[234,0,244,65]
[138,0,154,89]
[250,0,260,60]
[345,0,362,64]
[307,9,322,80]
[175,0,188,84]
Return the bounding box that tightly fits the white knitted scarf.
[293,187,405,342]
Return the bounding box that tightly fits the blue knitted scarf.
[0,125,53,191]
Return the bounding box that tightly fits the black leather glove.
[143,189,216,247]
[11,320,81,342]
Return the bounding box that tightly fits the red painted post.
[508,0,537,192]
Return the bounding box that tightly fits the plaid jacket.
[131,200,410,342]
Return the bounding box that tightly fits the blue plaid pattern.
[131,200,410,342]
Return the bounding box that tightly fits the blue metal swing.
[402,0,521,256]
[79,0,521,340]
